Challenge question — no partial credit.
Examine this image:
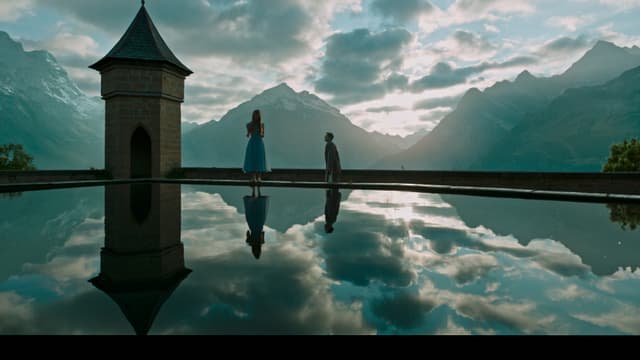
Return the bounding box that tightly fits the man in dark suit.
[324,132,341,183]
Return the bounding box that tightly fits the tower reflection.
[90,184,191,335]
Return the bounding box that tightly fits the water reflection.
[90,184,191,335]
[243,188,269,259]
[324,189,342,234]
[606,203,640,231]
[442,194,640,276]
[2,186,640,334]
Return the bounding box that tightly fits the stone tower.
[90,2,192,178]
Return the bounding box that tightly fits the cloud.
[21,31,102,95]
[318,210,415,287]
[433,30,498,61]
[314,28,412,105]
[573,303,640,334]
[366,105,407,113]
[413,94,462,110]
[546,15,594,32]
[531,251,591,278]
[370,0,434,23]
[37,0,356,65]
[448,0,535,19]
[0,0,34,21]
[451,294,552,333]
[439,254,499,285]
[410,56,538,92]
[0,292,34,333]
[484,24,500,33]
[596,0,640,11]
[371,292,437,329]
[161,244,372,334]
[410,223,538,258]
[595,23,640,48]
[537,35,593,57]
[418,0,535,32]
[419,109,451,123]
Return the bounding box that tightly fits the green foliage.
[603,138,640,230]
[607,203,640,231]
[603,138,640,172]
[0,144,36,170]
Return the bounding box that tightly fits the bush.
[607,203,640,231]
[0,144,36,170]
[603,138,640,172]
[603,138,640,230]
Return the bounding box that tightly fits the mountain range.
[381,41,640,171]
[2,28,640,173]
[0,31,103,169]
[183,83,405,169]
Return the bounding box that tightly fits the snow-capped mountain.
[0,31,103,169]
[183,83,403,168]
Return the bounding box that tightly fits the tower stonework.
[90,3,192,178]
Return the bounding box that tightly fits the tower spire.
[142,0,145,7]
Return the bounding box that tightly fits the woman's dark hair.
[248,109,262,134]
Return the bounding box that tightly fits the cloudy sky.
[1,0,640,135]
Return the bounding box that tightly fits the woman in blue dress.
[243,109,271,182]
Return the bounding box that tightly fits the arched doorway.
[131,127,151,178]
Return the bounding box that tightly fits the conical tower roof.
[90,2,192,75]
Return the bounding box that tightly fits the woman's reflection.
[244,187,269,259]
[324,188,341,234]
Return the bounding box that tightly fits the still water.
[0,184,639,335]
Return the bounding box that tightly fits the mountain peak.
[262,82,296,96]
[561,39,640,85]
[0,31,24,53]
[515,70,536,82]
[592,40,618,52]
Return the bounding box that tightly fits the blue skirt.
[243,134,271,173]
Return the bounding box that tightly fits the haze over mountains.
[2,28,640,173]
[182,83,405,169]
[0,31,103,169]
[381,41,640,171]
[477,66,640,171]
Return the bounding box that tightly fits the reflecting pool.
[0,184,638,334]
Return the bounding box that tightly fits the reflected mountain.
[90,184,191,335]
[2,187,640,334]
[0,187,102,282]
[442,195,640,275]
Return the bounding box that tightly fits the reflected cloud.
[574,303,640,334]
[530,250,590,278]
[161,243,373,334]
[318,210,414,287]
[2,187,640,334]
[438,254,499,285]
[451,294,554,334]
[0,292,34,333]
[372,292,437,330]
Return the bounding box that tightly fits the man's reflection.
[90,184,191,335]
[324,188,342,234]
[243,187,269,259]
